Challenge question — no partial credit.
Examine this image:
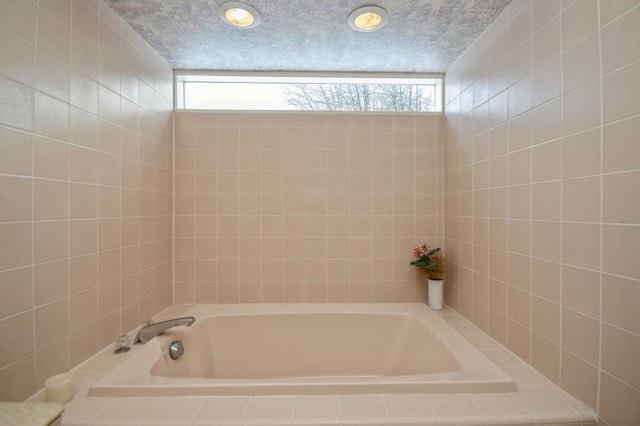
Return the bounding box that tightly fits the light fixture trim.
[219,2,261,28]
[348,5,388,32]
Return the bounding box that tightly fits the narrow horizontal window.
[175,73,443,113]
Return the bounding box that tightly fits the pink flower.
[413,243,430,258]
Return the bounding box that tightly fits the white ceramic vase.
[428,279,444,310]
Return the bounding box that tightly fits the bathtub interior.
[89,303,517,397]
[150,312,460,379]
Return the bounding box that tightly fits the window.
[175,72,443,112]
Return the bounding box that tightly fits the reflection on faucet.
[134,317,196,344]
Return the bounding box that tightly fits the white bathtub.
[89,304,516,396]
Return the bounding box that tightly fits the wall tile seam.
[601,57,640,91]
[560,346,602,378]
[0,353,33,375]
[0,306,38,330]
[0,23,37,50]
[598,2,640,30]
[507,35,532,59]
[600,114,640,147]
[600,270,640,285]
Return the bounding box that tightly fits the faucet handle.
[114,334,131,354]
[142,319,154,327]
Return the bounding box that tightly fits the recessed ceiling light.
[348,6,388,32]
[219,2,261,28]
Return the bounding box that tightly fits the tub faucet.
[134,316,196,344]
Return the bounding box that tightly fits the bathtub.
[89,303,516,396]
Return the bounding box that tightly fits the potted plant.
[411,243,446,310]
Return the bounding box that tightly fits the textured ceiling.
[105,0,511,73]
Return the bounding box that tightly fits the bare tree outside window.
[282,83,436,112]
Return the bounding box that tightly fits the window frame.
[174,71,444,113]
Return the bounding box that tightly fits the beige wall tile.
[0,312,33,369]
[69,145,97,183]
[70,219,97,256]
[508,185,531,220]
[34,221,68,263]
[444,0,640,420]
[563,34,600,92]
[561,349,599,408]
[532,1,560,34]
[532,140,561,182]
[508,40,532,87]
[531,333,559,383]
[531,181,561,221]
[508,286,530,327]
[70,323,98,368]
[0,127,32,176]
[604,60,640,123]
[533,12,560,65]
[531,259,561,302]
[562,223,600,269]
[0,0,37,44]
[34,336,69,388]
[70,289,98,333]
[507,319,530,362]
[531,295,560,343]
[602,324,640,390]
[562,266,600,318]
[0,75,34,131]
[35,49,69,103]
[34,92,69,141]
[562,128,601,178]
[1,0,173,401]
[602,274,640,335]
[563,176,600,222]
[599,371,640,426]
[0,267,32,319]
[176,112,442,304]
[603,224,640,279]
[0,354,36,401]
[508,253,531,291]
[562,81,601,137]
[0,176,31,222]
[34,298,69,351]
[599,0,640,26]
[34,259,68,306]
[604,171,640,224]
[69,254,97,294]
[603,116,640,173]
[531,221,561,261]
[601,4,640,73]
[562,308,600,365]
[531,98,561,145]
[533,57,562,107]
[488,308,508,345]
[34,179,68,220]
[561,0,599,52]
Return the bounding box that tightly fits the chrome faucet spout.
[134,316,195,344]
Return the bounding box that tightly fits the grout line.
[30,0,40,390]
[596,0,605,418]
[527,1,534,366]
[558,0,566,393]
[170,108,176,304]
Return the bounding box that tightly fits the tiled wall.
[443,0,639,424]
[174,112,444,303]
[1,1,638,423]
[0,0,173,401]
